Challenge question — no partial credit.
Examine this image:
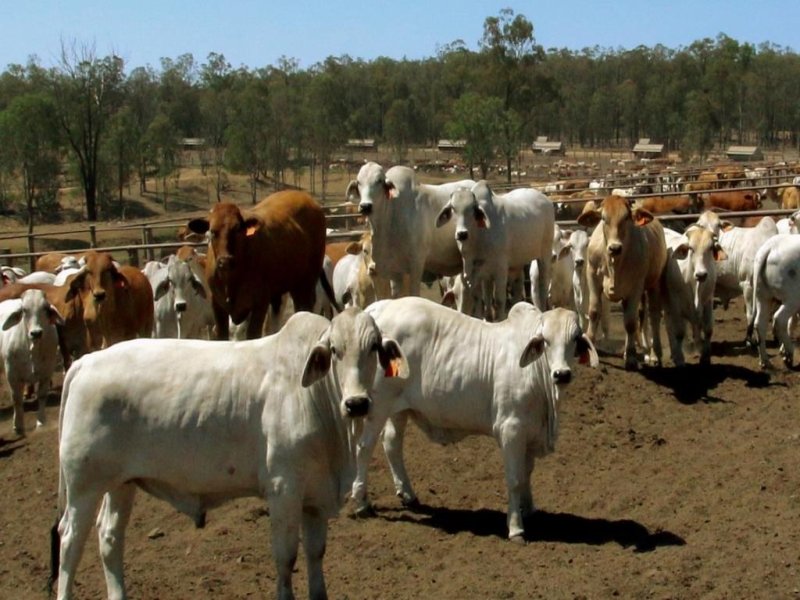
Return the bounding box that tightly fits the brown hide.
[65,251,154,350]
[700,190,761,211]
[634,194,695,215]
[325,241,352,268]
[187,191,327,340]
[779,186,800,210]
[35,252,87,274]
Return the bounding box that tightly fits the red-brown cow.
[699,190,762,212]
[187,191,334,340]
[65,251,154,350]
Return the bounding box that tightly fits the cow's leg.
[647,291,666,367]
[211,301,229,340]
[508,272,525,306]
[57,491,102,600]
[36,376,51,428]
[498,420,527,542]
[268,494,301,600]
[389,273,405,299]
[532,256,551,311]
[621,297,641,370]
[773,304,796,367]
[407,262,424,298]
[520,444,537,517]
[302,508,329,600]
[97,484,136,600]
[290,284,317,314]
[493,269,510,321]
[9,379,25,436]
[381,412,417,506]
[660,288,686,367]
[352,407,395,515]
[700,301,714,365]
[246,303,269,339]
[586,268,603,343]
[754,295,772,369]
[742,280,757,346]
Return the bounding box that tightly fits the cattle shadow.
[639,362,773,405]
[378,504,684,551]
[0,435,25,459]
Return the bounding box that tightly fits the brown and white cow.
[64,251,154,350]
[577,194,682,369]
[187,191,336,339]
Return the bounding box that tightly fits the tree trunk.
[86,181,98,222]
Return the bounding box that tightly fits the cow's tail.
[48,359,81,594]
[320,268,342,314]
[748,245,770,346]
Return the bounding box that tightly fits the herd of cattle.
[1,161,799,598]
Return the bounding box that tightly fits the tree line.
[1,9,799,225]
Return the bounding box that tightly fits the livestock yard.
[1,153,800,599]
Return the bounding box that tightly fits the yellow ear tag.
[384,359,400,378]
[245,225,258,236]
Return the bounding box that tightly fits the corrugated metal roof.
[632,143,664,153]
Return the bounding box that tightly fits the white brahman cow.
[751,234,800,369]
[51,308,408,600]
[663,226,727,365]
[346,161,474,298]
[147,254,213,339]
[351,297,598,542]
[436,181,555,320]
[0,289,62,434]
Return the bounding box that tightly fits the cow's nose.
[575,259,585,267]
[607,243,622,256]
[216,256,232,271]
[29,329,43,340]
[344,396,370,417]
[367,264,377,276]
[553,368,572,384]
[695,271,708,282]
[175,301,187,313]
[93,290,106,302]
[359,202,372,216]
[456,230,469,241]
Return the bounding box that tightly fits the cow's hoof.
[353,504,377,519]
[509,534,527,546]
[399,495,420,510]
[624,359,639,371]
[760,360,772,371]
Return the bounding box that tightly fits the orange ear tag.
[245,225,258,236]
[384,359,400,377]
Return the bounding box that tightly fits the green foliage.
[447,93,503,178]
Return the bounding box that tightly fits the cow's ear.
[436,204,454,228]
[64,268,88,302]
[302,342,332,387]
[441,289,456,308]
[519,333,545,367]
[378,337,409,379]
[187,218,209,235]
[345,242,363,255]
[576,208,601,228]
[713,245,728,261]
[2,307,22,331]
[385,181,398,199]
[346,180,359,203]
[475,206,490,229]
[154,277,171,301]
[576,333,599,367]
[720,220,735,232]
[112,270,129,290]
[556,243,572,261]
[48,305,65,327]
[672,241,690,261]
[190,275,208,298]
[632,207,654,227]
[243,217,261,237]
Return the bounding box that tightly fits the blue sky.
[3,1,798,72]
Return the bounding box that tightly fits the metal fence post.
[27,234,35,272]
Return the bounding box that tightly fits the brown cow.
[779,186,800,209]
[187,191,334,340]
[65,251,154,350]
[578,195,684,370]
[35,252,87,274]
[699,190,762,212]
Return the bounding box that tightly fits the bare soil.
[1,294,799,599]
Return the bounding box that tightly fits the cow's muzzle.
[456,230,469,242]
[175,301,188,313]
[344,396,370,417]
[93,290,106,302]
[695,271,708,282]
[553,368,572,385]
[607,242,622,257]
[359,202,373,216]
[29,328,43,340]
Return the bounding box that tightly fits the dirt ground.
[1,292,799,600]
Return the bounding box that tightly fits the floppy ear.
[720,220,735,232]
[378,337,409,379]
[576,333,599,367]
[345,242,363,255]
[2,307,23,331]
[64,268,88,302]
[441,289,456,308]
[154,277,171,301]
[187,218,210,235]
[190,275,208,298]
[556,243,572,261]
[576,208,601,228]
[302,331,332,387]
[713,244,728,261]
[474,206,490,229]
[385,181,398,199]
[671,241,690,261]
[519,332,545,368]
[436,204,454,228]
[346,180,359,203]
[48,305,65,327]
[112,269,129,290]
[243,217,261,237]
[632,207,654,227]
